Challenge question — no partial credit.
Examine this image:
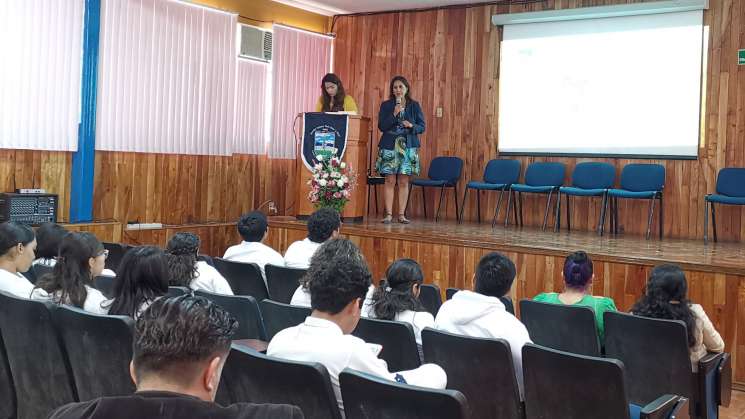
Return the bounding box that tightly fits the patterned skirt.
[375,136,420,176]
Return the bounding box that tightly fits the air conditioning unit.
[239,24,272,62]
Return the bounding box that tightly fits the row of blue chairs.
[406,157,745,241]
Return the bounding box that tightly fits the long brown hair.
[320,73,346,112]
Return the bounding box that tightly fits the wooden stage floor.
[267,216,745,388]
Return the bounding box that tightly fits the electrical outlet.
[436,107,443,118]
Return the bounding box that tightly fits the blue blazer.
[377,99,425,150]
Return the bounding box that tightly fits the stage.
[266,217,745,388]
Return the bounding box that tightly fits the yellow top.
[315,95,358,113]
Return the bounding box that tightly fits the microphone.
[395,97,403,118]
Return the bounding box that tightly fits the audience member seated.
[284,207,341,269]
[166,233,232,295]
[33,223,117,277]
[0,221,39,298]
[434,252,531,396]
[368,259,434,351]
[533,251,617,342]
[268,238,446,414]
[631,264,724,370]
[48,295,303,419]
[31,232,108,314]
[290,262,375,314]
[223,211,284,283]
[106,246,170,319]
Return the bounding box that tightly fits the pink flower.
[328,180,336,187]
[333,192,342,199]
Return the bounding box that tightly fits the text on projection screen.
[497,10,703,157]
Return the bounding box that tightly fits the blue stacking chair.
[555,162,616,234]
[458,159,521,226]
[704,168,745,243]
[505,162,566,231]
[407,156,464,222]
[605,164,665,240]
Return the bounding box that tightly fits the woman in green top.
[533,251,617,341]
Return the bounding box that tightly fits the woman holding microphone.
[376,76,425,224]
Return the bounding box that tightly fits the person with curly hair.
[631,264,723,370]
[284,207,341,269]
[268,238,446,415]
[533,251,617,342]
[166,233,232,295]
[49,295,303,419]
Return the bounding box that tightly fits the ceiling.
[271,0,491,16]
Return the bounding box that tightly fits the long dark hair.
[563,251,593,290]
[388,75,414,103]
[35,223,69,259]
[0,221,35,257]
[165,232,200,287]
[320,73,346,112]
[107,246,169,318]
[371,258,425,320]
[631,264,697,347]
[35,232,103,308]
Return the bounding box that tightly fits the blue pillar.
[70,0,101,223]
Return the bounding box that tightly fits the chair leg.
[542,189,553,231]
[513,190,519,226]
[435,185,446,222]
[374,185,380,215]
[599,193,608,236]
[566,194,571,232]
[711,202,718,243]
[459,188,469,224]
[646,197,656,240]
[613,197,619,235]
[505,188,513,227]
[554,191,562,233]
[658,193,663,240]
[421,185,427,219]
[492,189,505,228]
[704,201,709,244]
[518,192,524,226]
[476,189,481,223]
[367,183,372,216]
[405,185,413,217]
[454,185,460,223]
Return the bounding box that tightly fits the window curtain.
[96,0,237,155]
[269,24,332,158]
[234,59,269,155]
[0,0,84,151]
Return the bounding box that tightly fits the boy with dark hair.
[284,207,341,269]
[268,238,446,414]
[49,295,303,419]
[434,252,531,396]
[223,211,284,283]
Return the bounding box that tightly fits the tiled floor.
[722,390,745,419]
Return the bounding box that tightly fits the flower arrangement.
[308,152,356,213]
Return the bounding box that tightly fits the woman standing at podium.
[315,73,358,113]
[376,76,425,224]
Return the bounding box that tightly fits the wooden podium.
[296,113,370,222]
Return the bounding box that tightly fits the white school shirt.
[189,261,234,295]
[0,268,37,299]
[223,241,285,283]
[30,285,109,315]
[283,238,322,269]
[267,316,447,415]
[434,290,532,396]
[291,284,376,317]
[392,310,435,346]
[33,258,117,277]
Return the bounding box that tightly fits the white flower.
[314,163,322,170]
[337,178,345,187]
[341,175,349,183]
[340,162,347,169]
[322,172,329,179]
[319,179,327,187]
[317,155,324,161]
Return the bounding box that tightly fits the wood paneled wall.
[332,0,745,241]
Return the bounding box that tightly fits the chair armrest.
[717,353,731,407]
[640,394,680,419]
[669,397,690,419]
[697,352,729,418]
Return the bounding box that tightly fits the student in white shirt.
[30,232,109,314]
[105,246,170,319]
[284,207,341,269]
[166,233,232,295]
[368,259,434,350]
[32,223,117,277]
[223,211,284,283]
[434,252,532,397]
[268,238,446,416]
[0,221,39,298]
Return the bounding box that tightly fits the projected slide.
[498,11,704,157]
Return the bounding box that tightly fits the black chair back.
[0,292,77,419]
[102,242,131,272]
[265,264,307,304]
[167,286,191,298]
[0,333,16,419]
[259,299,311,340]
[446,288,514,315]
[219,346,342,419]
[51,305,135,400]
[418,284,442,317]
[523,343,630,419]
[93,275,116,299]
[422,328,522,419]
[604,311,693,405]
[197,254,214,266]
[351,317,420,371]
[339,369,469,419]
[519,299,601,356]
[194,290,266,340]
[213,258,269,300]
[25,263,54,284]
